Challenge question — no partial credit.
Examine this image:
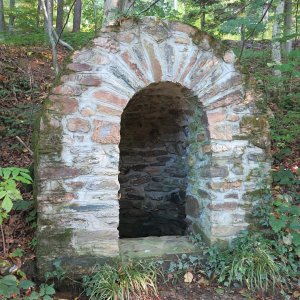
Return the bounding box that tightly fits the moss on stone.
[239,115,271,152]
[36,228,73,258]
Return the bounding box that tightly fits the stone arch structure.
[36,17,271,273]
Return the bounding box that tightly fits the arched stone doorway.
[118,82,207,238]
[35,17,271,275]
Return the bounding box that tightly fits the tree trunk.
[41,0,58,75]
[103,0,121,27]
[72,0,82,32]
[174,0,178,10]
[241,24,245,43]
[8,0,15,34]
[37,0,42,29]
[272,0,284,76]
[283,0,293,54]
[121,0,134,12]
[44,0,53,34]
[56,0,64,34]
[200,3,205,30]
[0,0,5,32]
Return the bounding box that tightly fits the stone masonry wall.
[35,17,271,274]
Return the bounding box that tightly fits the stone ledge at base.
[37,236,200,279]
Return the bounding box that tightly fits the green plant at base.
[45,259,66,282]
[82,259,161,300]
[205,233,282,291]
[166,253,201,283]
[0,275,55,300]
[0,167,32,224]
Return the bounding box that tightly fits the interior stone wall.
[119,83,194,237]
[35,17,271,275]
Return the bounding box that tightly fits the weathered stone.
[66,181,85,189]
[224,193,239,199]
[67,118,90,133]
[210,124,232,140]
[80,107,95,117]
[61,74,79,83]
[227,114,239,122]
[202,145,212,153]
[96,105,122,117]
[207,180,242,190]
[197,189,211,199]
[171,22,197,35]
[86,180,119,190]
[92,120,120,144]
[93,37,119,52]
[211,144,229,153]
[179,50,199,83]
[175,36,190,44]
[48,95,78,114]
[121,51,149,83]
[144,41,162,82]
[208,202,238,210]
[116,32,135,43]
[200,166,229,178]
[211,225,245,237]
[186,195,200,218]
[52,84,82,96]
[67,63,92,72]
[231,164,244,175]
[92,90,128,108]
[38,166,89,180]
[79,75,102,86]
[223,50,236,64]
[207,110,226,124]
[206,90,243,110]
[144,25,169,42]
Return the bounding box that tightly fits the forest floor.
[0,44,299,300]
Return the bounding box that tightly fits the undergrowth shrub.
[82,259,161,300]
[205,233,282,291]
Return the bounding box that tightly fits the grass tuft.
[214,235,283,291]
[82,259,161,300]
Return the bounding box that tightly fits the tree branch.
[139,0,161,14]
[41,0,59,75]
[239,0,274,59]
[53,29,74,51]
[295,0,300,49]
[55,0,76,50]
[126,0,137,14]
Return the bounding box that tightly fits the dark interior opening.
[118,82,195,238]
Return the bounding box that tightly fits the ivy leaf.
[291,205,300,216]
[19,279,35,290]
[269,215,288,233]
[291,232,300,247]
[0,190,7,199]
[3,169,12,180]
[45,284,55,295]
[2,195,13,212]
[296,246,300,257]
[0,275,18,286]
[11,247,24,258]
[289,217,300,231]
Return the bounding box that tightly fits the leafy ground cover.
[0,38,299,299]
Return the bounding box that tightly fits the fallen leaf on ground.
[183,272,193,283]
